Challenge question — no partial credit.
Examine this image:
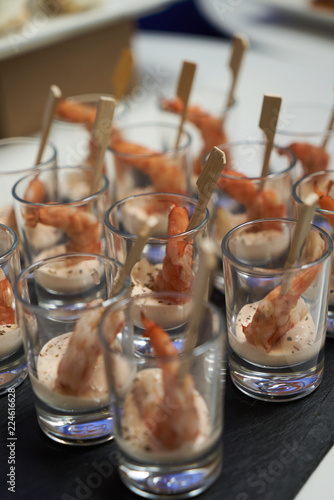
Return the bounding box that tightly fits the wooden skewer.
[112,216,158,295]
[174,61,197,149]
[186,146,226,234]
[178,238,219,381]
[258,93,282,189]
[280,192,318,296]
[111,48,134,102]
[221,34,249,125]
[90,97,116,194]
[321,93,334,149]
[35,84,62,166]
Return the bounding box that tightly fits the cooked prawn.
[314,179,334,229]
[155,205,194,293]
[0,269,15,325]
[286,142,329,175]
[111,139,187,194]
[134,312,199,450]
[24,177,46,203]
[56,100,96,126]
[218,168,286,222]
[25,204,102,254]
[242,265,320,352]
[55,300,124,396]
[161,96,229,175]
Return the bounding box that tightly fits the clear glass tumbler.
[210,140,296,292]
[222,218,332,401]
[292,169,334,337]
[99,291,226,498]
[0,224,26,394]
[12,165,109,266]
[14,253,129,445]
[109,121,192,200]
[104,192,209,299]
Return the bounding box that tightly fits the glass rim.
[98,291,225,361]
[0,137,57,175]
[207,141,296,180]
[109,121,192,156]
[0,223,18,263]
[104,191,210,241]
[13,252,128,314]
[292,169,334,217]
[221,217,333,273]
[12,165,109,206]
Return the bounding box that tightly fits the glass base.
[229,350,324,402]
[36,399,113,446]
[0,347,28,395]
[118,442,222,499]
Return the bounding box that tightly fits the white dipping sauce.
[0,324,21,358]
[33,333,109,411]
[131,258,192,329]
[229,229,290,263]
[119,368,216,462]
[231,298,323,367]
[34,248,104,293]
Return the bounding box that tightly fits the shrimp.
[0,269,15,325]
[111,139,187,194]
[242,265,320,352]
[314,179,334,229]
[155,205,194,293]
[55,300,124,396]
[218,168,286,222]
[25,204,102,254]
[24,177,46,203]
[161,96,229,175]
[135,312,199,449]
[286,143,329,175]
[56,100,97,126]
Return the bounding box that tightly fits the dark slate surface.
[1,289,333,500]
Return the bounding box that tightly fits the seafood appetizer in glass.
[222,218,332,401]
[210,140,296,292]
[12,165,109,267]
[109,122,192,200]
[99,292,226,498]
[14,253,129,445]
[104,192,209,322]
[0,224,26,394]
[276,102,334,179]
[293,169,334,337]
[0,137,57,235]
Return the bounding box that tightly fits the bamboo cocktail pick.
[112,216,158,295]
[280,192,318,296]
[321,91,334,149]
[174,61,197,149]
[35,84,62,166]
[178,238,219,381]
[90,96,116,194]
[221,34,249,125]
[186,146,226,233]
[258,93,282,189]
[111,48,134,102]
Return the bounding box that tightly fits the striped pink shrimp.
[0,269,15,325]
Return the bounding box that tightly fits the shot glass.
[292,169,334,337]
[0,137,57,233]
[0,224,27,394]
[109,122,192,200]
[104,192,209,299]
[222,218,332,402]
[14,253,130,445]
[12,165,109,266]
[210,140,296,292]
[99,291,226,498]
[276,101,334,179]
